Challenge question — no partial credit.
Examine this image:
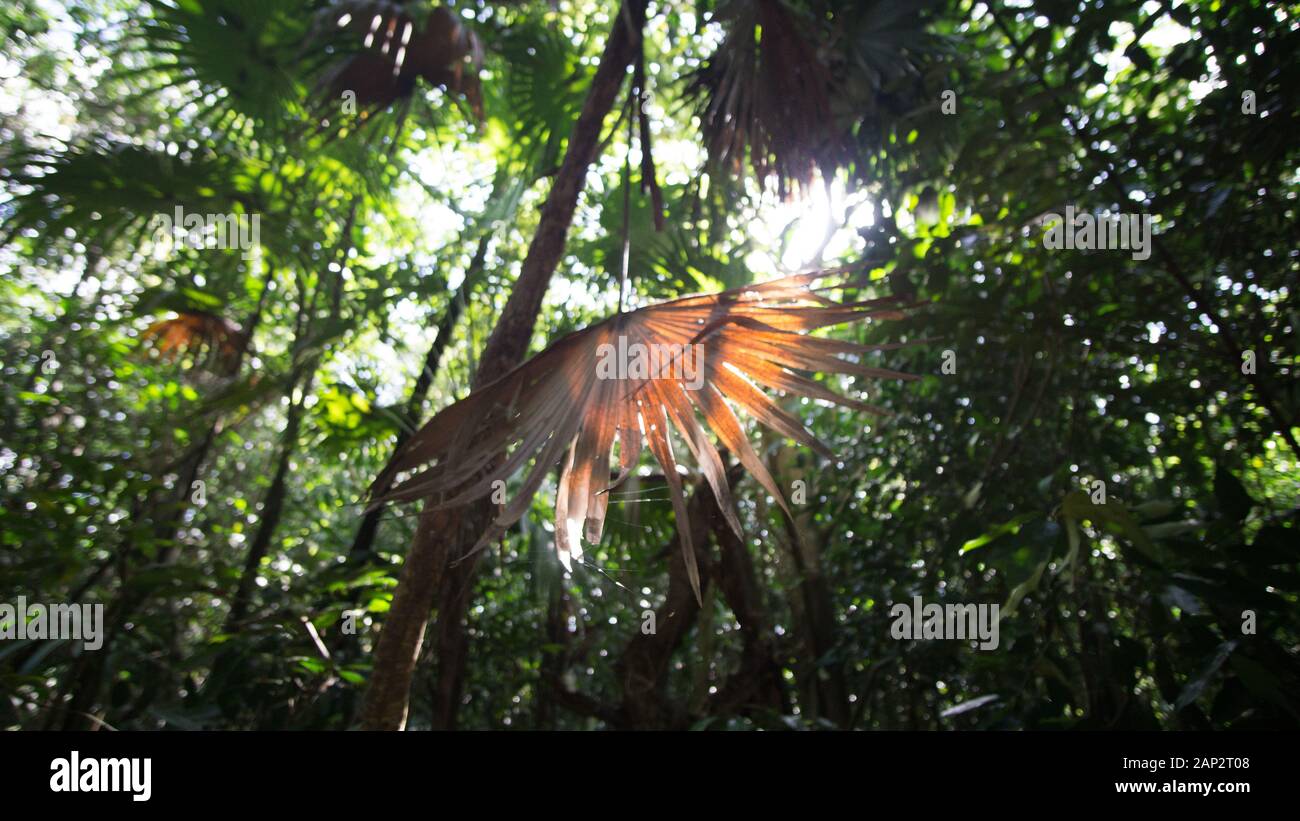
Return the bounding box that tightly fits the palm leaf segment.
[686,0,942,196]
[313,1,484,121]
[371,268,915,602]
[141,310,249,376]
[686,0,840,197]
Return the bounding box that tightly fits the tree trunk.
[224,385,310,630]
[47,261,277,728]
[50,422,219,729]
[358,0,648,730]
[331,237,490,724]
[347,233,491,561]
[615,478,720,729]
[710,506,790,719]
[780,507,851,726]
[225,202,355,630]
[537,473,743,729]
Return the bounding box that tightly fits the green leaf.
[959,512,1038,555]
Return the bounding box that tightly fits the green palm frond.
[1,141,266,254]
[581,183,755,300]
[116,0,312,137]
[489,18,590,178]
[828,0,954,155]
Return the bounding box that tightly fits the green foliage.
[0,0,1296,731]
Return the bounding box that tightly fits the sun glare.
[750,175,876,275]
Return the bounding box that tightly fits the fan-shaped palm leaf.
[370,267,917,602]
[119,0,310,135]
[490,19,590,177]
[311,2,484,124]
[686,0,945,196]
[141,310,249,375]
[685,0,840,197]
[0,142,263,253]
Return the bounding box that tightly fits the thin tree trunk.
[537,474,734,729]
[225,203,356,630]
[358,0,648,730]
[772,445,851,726]
[710,502,790,719]
[224,387,310,630]
[50,422,219,729]
[347,233,491,561]
[331,236,491,726]
[779,506,850,726]
[615,479,719,729]
[534,586,568,729]
[48,264,274,728]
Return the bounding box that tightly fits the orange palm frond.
[141,311,248,375]
[369,268,917,602]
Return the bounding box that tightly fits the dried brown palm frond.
[369,267,917,602]
[141,311,249,376]
[684,0,843,198]
[312,2,484,122]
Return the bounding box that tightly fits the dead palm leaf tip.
[314,2,484,121]
[370,267,917,603]
[685,0,844,198]
[141,310,249,376]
